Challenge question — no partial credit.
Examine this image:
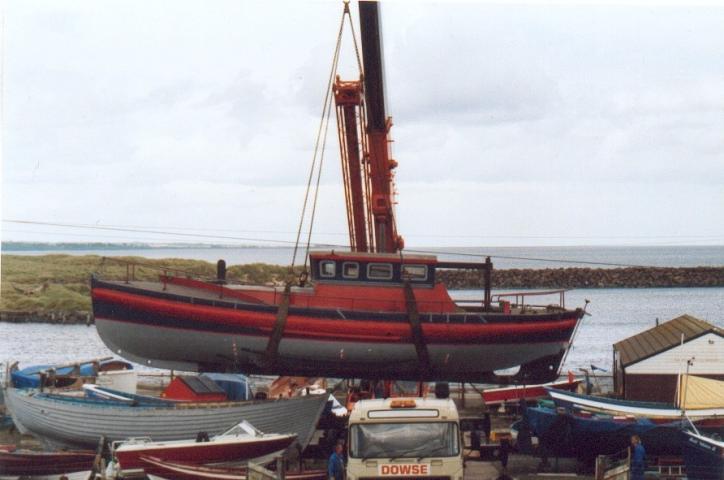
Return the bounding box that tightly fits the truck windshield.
[349,422,459,459]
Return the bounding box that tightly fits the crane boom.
[334,0,403,253]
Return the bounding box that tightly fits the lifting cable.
[290,1,364,277]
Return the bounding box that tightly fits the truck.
[346,397,464,480]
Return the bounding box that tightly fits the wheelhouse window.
[319,260,336,278]
[342,262,359,279]
[367,263,393,280]
[402,264,428,281]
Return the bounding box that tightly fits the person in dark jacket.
[328,442,345,480]
[497,438,512,480]
[630,435,646,480]
[482,412,492,443]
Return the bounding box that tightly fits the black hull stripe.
[91,276,583,326]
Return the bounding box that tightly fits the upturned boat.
[90,1,585,384]
[4,387,327,450]
[113,420,296,471]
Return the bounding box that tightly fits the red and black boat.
[91,1,584,384]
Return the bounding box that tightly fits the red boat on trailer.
[91,1,585,384]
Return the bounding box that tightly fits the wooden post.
[595,455,604,480]
[276,455,286,480]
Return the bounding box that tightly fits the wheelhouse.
[309,251,437,287]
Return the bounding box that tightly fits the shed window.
[402,264,428,281]
[320,260,336,278]
[342,262,359,279]
[367,263,393,280]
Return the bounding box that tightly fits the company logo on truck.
[378,464,431,476]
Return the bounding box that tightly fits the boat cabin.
[309,251,438,287]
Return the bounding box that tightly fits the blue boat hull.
[682,431,723,480]
[522,405,689,458]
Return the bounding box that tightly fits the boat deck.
[99,279,280,307]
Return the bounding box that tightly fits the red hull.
[115,435,295,471]
[482,380,581,406]
[140,456,326,480]
[93,286,578,345]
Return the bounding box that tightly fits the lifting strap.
[403,281,432,378]
[265,283,292,366]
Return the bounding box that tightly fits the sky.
[2,0,724,248]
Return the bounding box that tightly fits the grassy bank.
[0,254,293,313]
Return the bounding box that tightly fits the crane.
[334,0,403,254]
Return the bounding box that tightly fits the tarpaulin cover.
[677,375,724,410]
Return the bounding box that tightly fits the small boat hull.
[0,446,95,476]
[140,456,326,480]
[4,388,327,451]
[522,404,690,457]
[681,430,724,480]
[546,388,724,420]
[482,379,581,406]
[115,434,296,471]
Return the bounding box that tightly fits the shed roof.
[614,314,722,368]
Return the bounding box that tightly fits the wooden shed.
[612,314,723,402]
[160,375,228,402]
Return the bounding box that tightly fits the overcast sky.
[2,0,724,247]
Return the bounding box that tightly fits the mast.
[334,0,403,253]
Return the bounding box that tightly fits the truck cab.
[346,397,464,480]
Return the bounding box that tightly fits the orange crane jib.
[333,1,404,254]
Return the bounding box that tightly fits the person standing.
[497,438,512,480]
[482,412,492,443]
[630,435,646,480]
[328,442,345,480]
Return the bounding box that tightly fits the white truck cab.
[346,397,464,480]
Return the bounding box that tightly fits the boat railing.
[98,257,568,315]
[99,256,221,285]
[491,289,567,309]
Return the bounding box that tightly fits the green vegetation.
[1,255,296,313]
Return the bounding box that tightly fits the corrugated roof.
[614,314,722,367]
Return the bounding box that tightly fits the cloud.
[2,1,724,246]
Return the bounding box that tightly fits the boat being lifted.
[91,1,585,384]
[92,251,583,383]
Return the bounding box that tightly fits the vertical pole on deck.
[483,257,492,311]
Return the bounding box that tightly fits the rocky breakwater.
[438,266,724,289]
